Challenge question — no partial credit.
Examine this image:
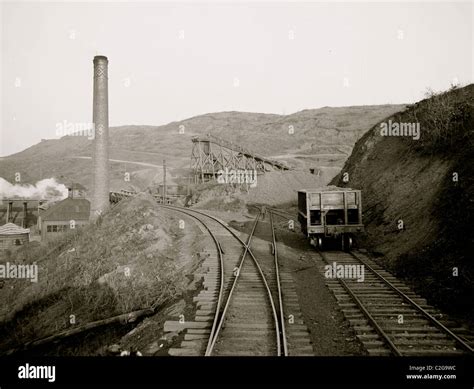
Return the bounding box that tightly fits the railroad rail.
[208,211,282,356]
[160,205,313,356]
[250,209,314,356]
[318,250,474,356]
[267,207,294,219]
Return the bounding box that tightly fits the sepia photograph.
[0,0,473,387]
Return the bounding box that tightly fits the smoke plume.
[0,178,68,201]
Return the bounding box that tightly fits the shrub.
[403,86,473,153]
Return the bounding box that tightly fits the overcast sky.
[1,1,472,156]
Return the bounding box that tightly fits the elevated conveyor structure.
[190,134,289,184]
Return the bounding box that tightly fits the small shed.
[0,223,30,250]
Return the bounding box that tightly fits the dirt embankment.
[331,84,474,320]
[244,171,329,206]
[190,170,339,210]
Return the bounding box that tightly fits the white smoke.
[0,177,68,201]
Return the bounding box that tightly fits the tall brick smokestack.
[91,55,110,219]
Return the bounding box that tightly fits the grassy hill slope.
[0,193,193,353]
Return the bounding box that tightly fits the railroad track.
[267,207,294,220]
[317,250,474,356]
[251,209,314,356]
[269,207,474,356]
[160,205,313,356]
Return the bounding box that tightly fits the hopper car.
[298,187,364,250]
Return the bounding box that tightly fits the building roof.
[0,223,30,235]
[68,183,87,190]
[41,198,90,221]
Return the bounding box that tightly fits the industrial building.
[0,199,45,229]
[38,183,90,241]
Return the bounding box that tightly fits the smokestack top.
[93,55,108,63]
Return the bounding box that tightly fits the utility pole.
[163,159,167,205]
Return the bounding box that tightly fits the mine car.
[297,187,364,250]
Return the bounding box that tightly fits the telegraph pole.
[163,160,167,204]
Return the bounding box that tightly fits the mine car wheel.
[344,235,353,251]
[317,236,323,250]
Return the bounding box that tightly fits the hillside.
[331,84,474,319]
[0,194,196,353]
[0,105,404,194]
